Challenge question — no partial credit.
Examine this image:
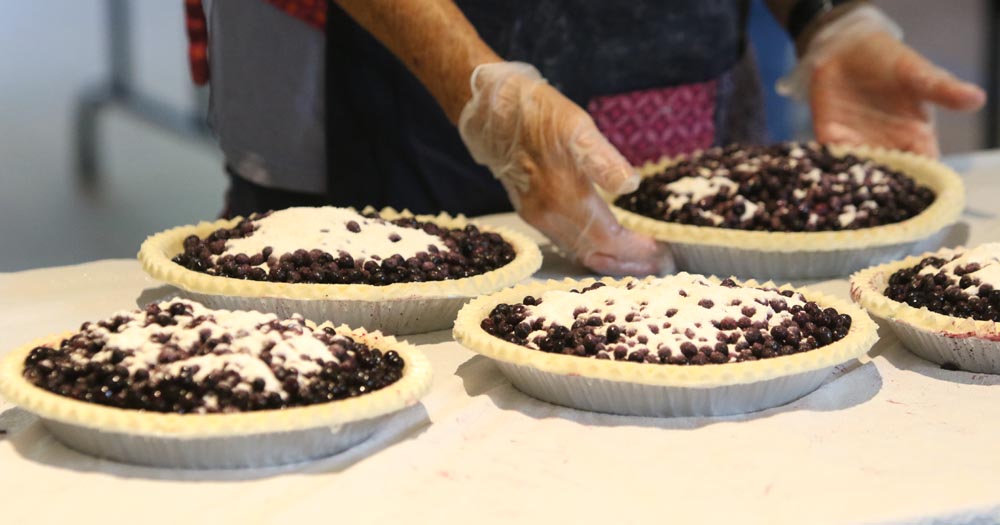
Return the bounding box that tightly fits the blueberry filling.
[884,251,1000,322]
[615,142,934,232]
[481,276,851,365]
[22,299,406,414]
[172,210,516,286]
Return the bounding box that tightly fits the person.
[185,0,985,275]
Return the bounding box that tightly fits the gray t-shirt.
[204,0,327,194]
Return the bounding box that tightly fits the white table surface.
[1,152,999,525]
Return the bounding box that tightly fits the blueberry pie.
[851,243,1000,373]
[0,298,432,468]
[454,273,877,417]
[139,207,543,334]
[611,143,963,279]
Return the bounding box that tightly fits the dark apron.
[322,0,749,216]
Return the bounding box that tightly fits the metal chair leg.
[74,86,114,190]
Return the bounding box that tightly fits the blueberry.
[718,317,737,330]
[168,302,189,316]
[814,326,834,346]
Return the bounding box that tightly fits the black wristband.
[788,0,854,40]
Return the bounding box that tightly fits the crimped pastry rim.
[850,246,1000,339]
[453,274,879,388]
[137,207,543,301]
[610,145,964,252]
[0,325,433,438]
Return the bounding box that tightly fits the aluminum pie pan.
[453,275,879,417]
[851,247,1000,374]
[138,207,543,335]
[0,326,433,469]
[611,145,964,280]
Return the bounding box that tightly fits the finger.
[568,124,640,196]
[579,233,664,276]
[899,53,986,112]
[571,199,665,276]
[522,187,665,276]
[814,121,867,147]
[820,119,939,158]
[813,96,941,157]
[580,235,672,276]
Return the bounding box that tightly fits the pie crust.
[138,207,543,334]
[0,324,433,468]
[611,145,964,279]
[851,246,1000,374]
[453,274,878,417]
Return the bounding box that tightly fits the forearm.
[764,0,868,55]
[334,0,502,123]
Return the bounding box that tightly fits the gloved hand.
[778,5,985,157]
[458,62,669,276]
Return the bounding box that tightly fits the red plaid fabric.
[263,0,326,29]
[184,0,326,85]
[587,81,718,165]
[184,0,209,85]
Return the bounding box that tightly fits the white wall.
[878,0,989,153]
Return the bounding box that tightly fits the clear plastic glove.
[778,5,985,157]
[458,62,670,276]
